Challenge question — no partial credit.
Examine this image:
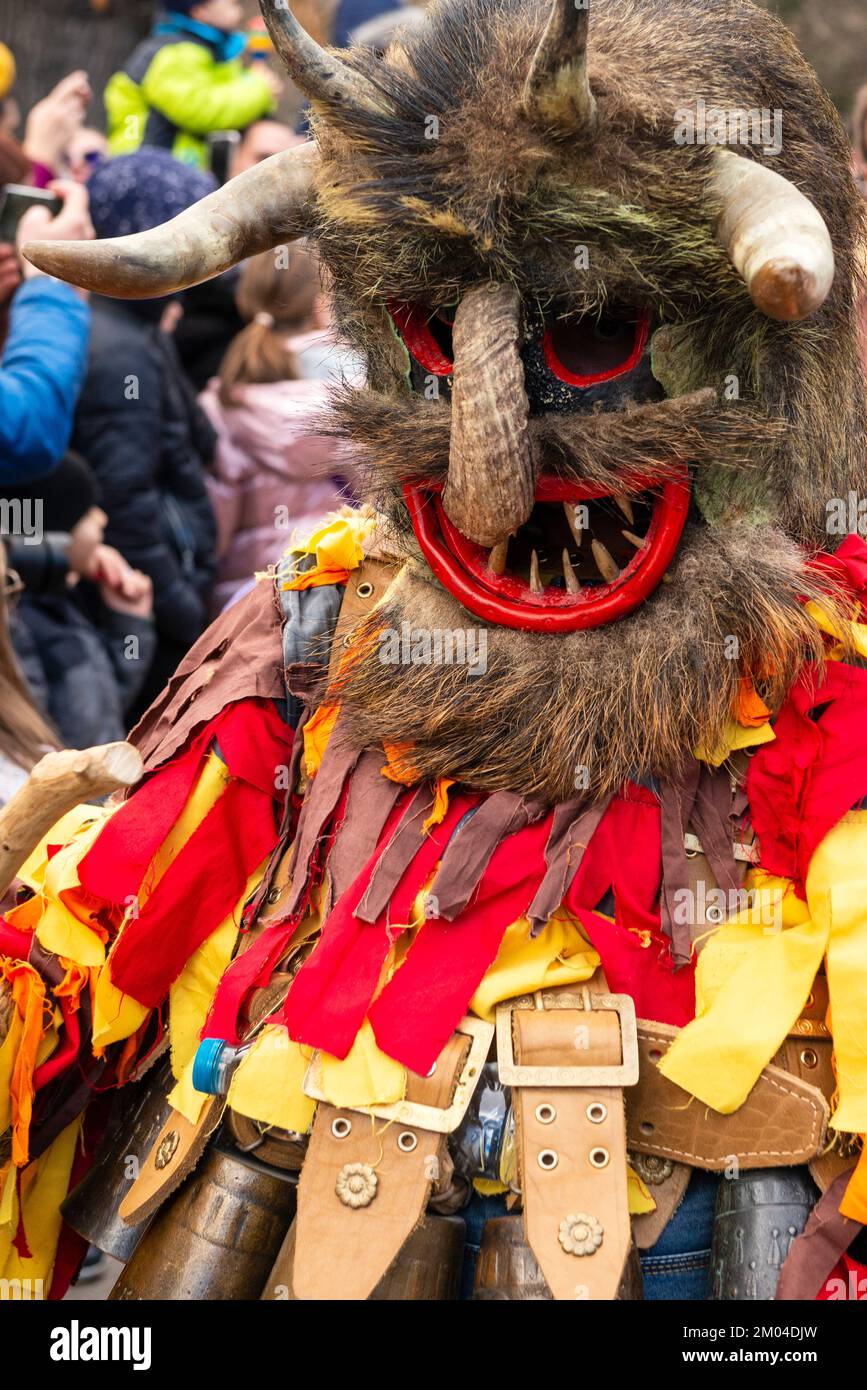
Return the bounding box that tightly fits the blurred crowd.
[0,1,865,822]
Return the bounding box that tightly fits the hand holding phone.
[16,181,94,290]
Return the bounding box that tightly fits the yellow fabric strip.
[227,1025,316,1134]
[0,1119,80,1289]
[661,815,867,1131]
[469,909,600,1021]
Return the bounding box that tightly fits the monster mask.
[27,0,867,801]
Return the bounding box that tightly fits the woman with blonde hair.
[199,241,361,617]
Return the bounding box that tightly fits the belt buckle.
[496,989,640,1087]
[302,1014,494,1134]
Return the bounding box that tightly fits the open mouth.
[404,468,691,631]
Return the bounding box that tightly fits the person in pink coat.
[199,242,362,617]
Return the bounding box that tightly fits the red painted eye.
[388,300,454,375]
[543,308,650,387]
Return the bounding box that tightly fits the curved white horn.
[23,142,318,299]
[710,147,835,322]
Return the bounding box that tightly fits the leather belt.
[498,976,638,1301]
[292,1027,484,1300]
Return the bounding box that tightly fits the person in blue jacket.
[0,180,92,484]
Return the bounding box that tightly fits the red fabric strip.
[109,777,277,1007]
[369,812,554,1073]
[281,792,474,1060]
[748,661,867,895]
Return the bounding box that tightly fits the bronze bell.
[262,1214,466,1300]
[109,1141,297,1301]
[61,1057,174,1261]
[473,1214,644,1300]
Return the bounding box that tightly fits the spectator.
[174,120,306,390]
[230,118,303,176]
[199,244,357,616]
[0,181,92,482]
[64,127,109,183]
[105,1,281,169]
[853,84,867,377]
[72,149,218,714]
[0,540,58,811]
[8,455,155,750]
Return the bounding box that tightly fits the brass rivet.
[397,1131,418,1152]
[589,1147,610,1169]
[331,1117,352,1139]
[639,1120,654,1137]
[535,1103,556,1125]
[342,634,353,647]
[266,886,282,905]
[800,1048,818,1069]
[586,1102,607,1124]
[356,581,375,599]
[538,1149,559,1170]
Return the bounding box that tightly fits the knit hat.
[1,453,99,536]
[0,44,15,102]
[87,148,217,241]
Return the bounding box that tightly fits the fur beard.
[331,521,838,805]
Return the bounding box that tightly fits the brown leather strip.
[119,1095,224,1227]
[512,994,633,1301]
[326,750,405,908]
[526,797,611,937]
[430,792,546,921]
[292,1033,471,1300]
[776,1168,860,1300]
[627,1022,829,1170]
[354,783,435,922]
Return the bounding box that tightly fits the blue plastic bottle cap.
[192,1037,227,1095]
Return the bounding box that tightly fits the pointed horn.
[522,0,597,136]
[22,142,318,299]
[260,0,393,117]
[443,282,537,549]
[709,148,835,322]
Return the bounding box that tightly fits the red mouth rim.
[403,466,691,632]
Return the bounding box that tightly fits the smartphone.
[206,130,241,185]
[0,185,63,244]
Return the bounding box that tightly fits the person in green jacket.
[105,1,282,170]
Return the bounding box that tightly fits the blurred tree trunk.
[4,0,153,126]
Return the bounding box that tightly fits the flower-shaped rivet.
[336,1162,378,1209]
[559,1212,604,1257]
[154,1130,180,1170]
[630,1152,675,1186]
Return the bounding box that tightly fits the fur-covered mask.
[26,0,867,800]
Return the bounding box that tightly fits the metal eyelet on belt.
[589,1147,610,1169]
[705,903,725,925]
[397,1131,418,1153]
[266,885,282,905]
[586,1102,607,1124]
[800,1048,818,1069]
[535,1103,556,1125]
[356,581,375,599]
[331,1117,352,1139]
[538,1149,559,1170]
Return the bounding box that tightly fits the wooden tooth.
[614,493,635,525]
[591,539,620,583]
[530,549,543,593]
[562,548,581,593]
[622,529,644,550]
[563,502,584,548]
[488,540,509,575]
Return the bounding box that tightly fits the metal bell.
[473,1214,644,1300]
[109,1142,297,1300]
[710,1166,819,1300]
[61,1057,174,1261]
[262,1214,466,1300]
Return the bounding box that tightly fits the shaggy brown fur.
[295,0,867,796]
[334,526,838,803]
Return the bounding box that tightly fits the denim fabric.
[640,1170,718,1301]
[460,1192,509,1300]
